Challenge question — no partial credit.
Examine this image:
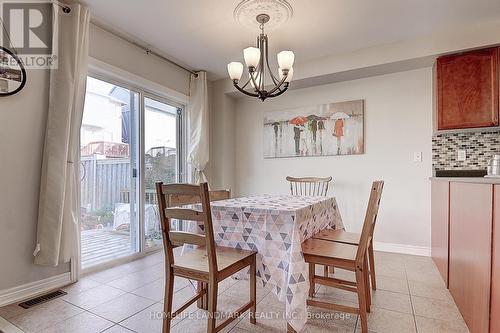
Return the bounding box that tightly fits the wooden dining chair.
[286,176,333,196]
[156,182,257,333]
[312,182,383,290]
[286,176,334,277]
[301,181,384,333]
[165,187,231,310]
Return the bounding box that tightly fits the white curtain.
[187,71,209,184]
[34,4,90,266]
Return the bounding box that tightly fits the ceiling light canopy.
[234,0,293,31]
[228,9,295,101]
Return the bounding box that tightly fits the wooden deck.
[81,229,136,268]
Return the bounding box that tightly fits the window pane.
[80,77,139,268]
[144,97,179,248]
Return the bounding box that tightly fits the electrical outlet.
[413,152,422,162]
[457,150,467,161]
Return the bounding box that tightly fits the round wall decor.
[0,46,27,97]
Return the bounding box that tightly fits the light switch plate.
[457,150,467,161]
[413,152,422,162]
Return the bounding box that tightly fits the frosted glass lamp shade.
[279,67,293,83]
[277,51,295,70]
[243,47,261,68]
[227,62,243,81]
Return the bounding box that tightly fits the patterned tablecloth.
[193,194,343,332]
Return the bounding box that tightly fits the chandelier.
[227,13,295,101]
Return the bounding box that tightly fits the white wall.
[0,69,71,291]
[206,79,236,190]
[88,24,190,96]
[0,23,189,291]
[232,68,433,250]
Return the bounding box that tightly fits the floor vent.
[18,290,67,309]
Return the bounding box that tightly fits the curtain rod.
[91,21,199,77]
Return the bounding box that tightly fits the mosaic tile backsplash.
[432,130,500,171]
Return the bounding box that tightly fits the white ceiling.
[80,0,500,79]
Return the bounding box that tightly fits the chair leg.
[196,282,208,310]
[309,263,315,297]
[250,256,257,324]
[323,265,329,277]
[162,269,174,333]
[207,280,218,333]
[364,259,371,312]
[356,268,369,333]
[368,241,376,290]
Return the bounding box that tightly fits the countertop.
[430,177,500,184]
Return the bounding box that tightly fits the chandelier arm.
[273,77,286,93]
[259,67,263,90]
[267,83,289,98]
[240,76,252,89]
[254,36,263,78]
[233,82,260,97]
[266,75,288,95]
[254,62,262,76]
[259,34,267,90]
[265,45,281,86]
[269,70,280,86]
[249,64,261,90]
[253,36,263,88]
[249,70,260,92]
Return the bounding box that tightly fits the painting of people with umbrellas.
[263,100,364,158]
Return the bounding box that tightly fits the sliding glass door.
[143,96,183,249]
[80,76,184,269]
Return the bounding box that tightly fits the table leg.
[197,281,208,310]
[196,281,203,308]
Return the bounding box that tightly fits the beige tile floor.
[0,251,470,333]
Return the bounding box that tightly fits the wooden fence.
[80,156,131,212]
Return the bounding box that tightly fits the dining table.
[186,194,344,332]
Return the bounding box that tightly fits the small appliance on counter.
[486,154,500,178]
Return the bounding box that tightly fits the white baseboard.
[374,241,431,257]
[0,272,72,307]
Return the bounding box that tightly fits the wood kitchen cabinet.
[436,47,499,130]
[491,185,500,333]
[431,179,500,333]
[449,182,492,333]
[431,180,449,286]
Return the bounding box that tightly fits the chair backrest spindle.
[286,176,333,196]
